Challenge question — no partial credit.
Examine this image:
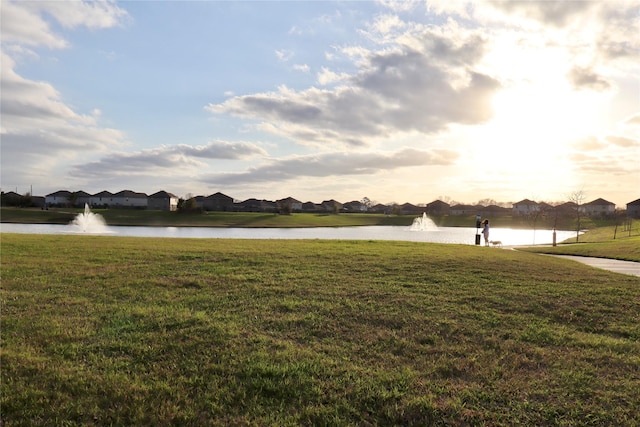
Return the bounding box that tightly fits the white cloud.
[570,133,640,177]
[293,64,310,73]
[207,23,500,147]
[486,0,595,28]
[0,51,125,154]
[370,14,405,35]
[70,140,268,179]
[317,67,349,85]
[623,113,640,127]
[275,49,294,62]
[377,0,421,13]
[0,0,129,48]
[33,0,130,30]
[605,135,639,148]
[201,147,459,186]
[0,0,68,48]
[567,66,612,92]
[0,0,130,188]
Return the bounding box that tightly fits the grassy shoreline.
[520,237,640,262]
[2,234,639,425]
[1,206,632,230]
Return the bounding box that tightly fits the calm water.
[0,223,577,246]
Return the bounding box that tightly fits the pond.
[0,223,577,246]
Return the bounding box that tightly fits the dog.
[489,240,503,247]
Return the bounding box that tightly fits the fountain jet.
[70,204,108,233]
[410,212,438,231]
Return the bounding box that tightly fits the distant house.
[369,203,390,214]
[1,191,22,206]
[481,205,510,217]
[74,191,92,207]
[426,200,450,216]
[236,198,276,212]
[450,204,478,216]
[342,200,367,212]
[45,190,73,207]
[276,197,303,213]
[112,190,148,209]
[320,200,342,213]
[583,198,615,217]
[538,202,553,212]
[399,203,424,215]
[512,199,539,216]
[148,191,178,211]
[91,191,114,207]
[555,201,578,216]
[627,198,640,218]
[302,201,321,212]
[201,192,234,211]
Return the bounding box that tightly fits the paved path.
[544,255,640,277]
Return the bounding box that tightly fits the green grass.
[520,222,640,262]
[0,207,412,227]
[6,207,638,230]
[2,234,640,426]
[521,236,640,262]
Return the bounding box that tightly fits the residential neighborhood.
[2,189,639,219]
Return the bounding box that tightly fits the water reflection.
[1,223,578,246]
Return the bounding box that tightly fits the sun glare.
[482,76,603,168]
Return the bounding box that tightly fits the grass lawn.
[5,207,638,231]
[520,236,640,262]
[520,223,640,262]
[0,207,412,228]
[2,234,639,426]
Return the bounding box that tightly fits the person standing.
[481,219,490,246]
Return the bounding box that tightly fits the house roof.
[400,202,420,209]
[627,198,640,206]
[513,199,537,206]
[584,198,614,206]
[368,203,389,212]
[114,190,147,198]
[46,190,72,197]
[93,191,113,197]
[484,205,509,210]
[149,191,177,198]
[427,200,450,207]
[206,192,233,199]
[557,201,577,208]
[277,197,302,204]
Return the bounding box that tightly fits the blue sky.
[2,1,639,207]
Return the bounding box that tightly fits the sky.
[1,0,639,208]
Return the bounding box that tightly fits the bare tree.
[477,198,498,206]
[529,202,550,245]
[568,189,586,242]
[437,195,460,205]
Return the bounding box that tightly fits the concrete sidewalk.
[545,255,640,278]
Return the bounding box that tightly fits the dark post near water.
[552,206,558,246]
[475,214,482,245]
